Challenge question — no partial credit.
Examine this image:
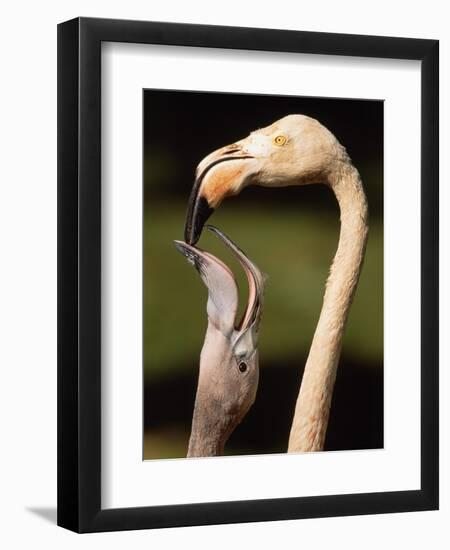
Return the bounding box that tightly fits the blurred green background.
[143,90,383,459]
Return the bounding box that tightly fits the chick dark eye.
[238,361,248,373]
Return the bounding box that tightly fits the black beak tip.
[173,240,189,258]
[184,196,215,245]
[184,226,196,246]
[173,239,206,274]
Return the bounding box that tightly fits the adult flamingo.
[184,115,369,452]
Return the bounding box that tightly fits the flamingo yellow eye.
[273,135,287,146]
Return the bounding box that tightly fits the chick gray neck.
[187,322,237,458]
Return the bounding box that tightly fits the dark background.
[143,89,383,458]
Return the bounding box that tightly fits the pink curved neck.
[288,162,369,452]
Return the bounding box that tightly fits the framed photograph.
[57,17,439,532]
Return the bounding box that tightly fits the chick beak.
[184,143,253,245]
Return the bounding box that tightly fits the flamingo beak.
[184,143,254,245]
[174,226,266,339]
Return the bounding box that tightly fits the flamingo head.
[184,114,347,244]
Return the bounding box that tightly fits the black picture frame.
[57,17,439,533]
